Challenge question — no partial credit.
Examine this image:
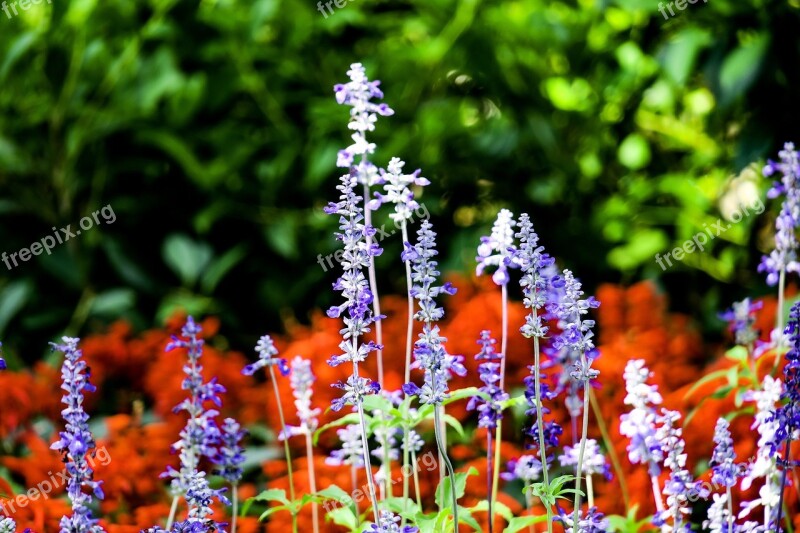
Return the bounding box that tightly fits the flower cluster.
[50,337,106,533]
[281,356,320,438]
[467,331,507,430]
[620,359,664,478]
[334,62,394,172]
[476,208,518,286]
[719,298,763,347]
[759,142,800,285]
[558,438,610,480]
[242,335,289,376]
[557,507,609,533]
[548,269,600,418]
[162,317,226,528]
[367,157,429,223]
[215,418,246,485]
[362,510,418,533]
[403,220,461,404]
[326,424,366,467]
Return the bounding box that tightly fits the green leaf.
[0,280,31,337]
[502,515,548,533]
[435,466,477,510]
[162,234,213,287]
[313,413,361,446]
[325,506,358,530]
[200,244,247,293]
[719,33,769,105]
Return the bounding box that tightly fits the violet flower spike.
[163,317,226,530]
[242,335,289,376]
[367,157,429,221]
[333,62,394,173]
[759,142,800,286]
[467,331,508,430]
[362,510,418,533]
[719,298,763,348]
[50,336,106,533]
[281,356,320,439]
[476,208,518,286]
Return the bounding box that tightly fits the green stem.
[434,405,459,530]
[411,448,422,508]
[232,484,238,533]
[269,365,298,533]
[304,433,320,533]
[571,356,592,529]
[490,285,509,524]
[352,355,381,527]
[588,390,629,509]
[532,310,554,533]
[363,182,385,389]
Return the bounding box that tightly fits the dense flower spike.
[620,359,665,478]
[467,331,508,429]
[759,142,800,286]
[740,375,783,523]
[242,335,289,376]
[515,213,558,339]
[326,424,366,467]
[362,510,418,533]
[281,356,320,439]
[476,209,518,286]
[710,418,740,489]
[50,337,106,533]
[367,157,429,222]
[719,298,763,347]
[333,63,394,173]
[772,302,800,459]
[548,269,600,418]
[403,220,460,404]
[654,409,708,530]
[557,507,609,533]
[501,455,543,484]
[163,318,226,528]
[558,439,611,479]
[215,418,246,485]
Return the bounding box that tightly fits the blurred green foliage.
[0,0,798,358]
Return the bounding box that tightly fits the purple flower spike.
[243,335,290,376]
[281,356,321,439]
[50,337,106,533]
[214,418,246,485]
[369,157,429,222]
[362,510,417,533]
[759,143,800,286]
[476,209,518,286]
[467,331,508,430]
[719,298,763,347]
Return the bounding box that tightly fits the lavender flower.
[162,318,226,521]
[710,418,740,489]
[558,439,611,480]
[720,298,763,347]
[557,507,609,533]
[402,220,459,404]
[772,302,800,459]
[740,375,783,522]
[215,418,246,485]
[184,471,229,525]
[548,270,600,419]
[0,342,6,370]
[367,158,429,222]
[759,143,800,285]
[654,409,708,530]
[326,424,366,467]
[620,359,664,477]
[500,455,543,484]
[703,493,732,533]
[242,335,289,376]
[515,213,558,340]
[333,63,394,172]
[476,209,518,286]
[280,356,320,439]
[50,337,105,533]
[467,331,508,429]
[362,510,417,533]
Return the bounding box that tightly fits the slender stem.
[487,431,494,533]
[726,486,733,532]
[363,182,385,389]
[166,495,179,529]
[232,484,239,533]
[776,439,791,531]
[532,314,553,533]
[588,389,630,509]
[490,285,509,522]
[402,423,411,527]
[352,356,382,527]
[438,406,447,484]
[269,365,299,533]
[571,359,592,529]
[305,433,320,533]
[525,488,534,533]
[434,404,459,529]
[351,464,360,527]
[402,222,415,386]
[651,475,665,514]
[411,448,422,508]
[774,268,787,374]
